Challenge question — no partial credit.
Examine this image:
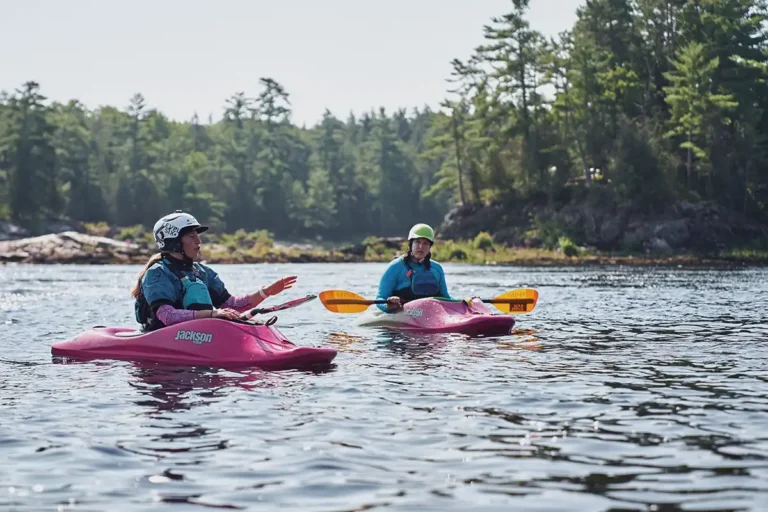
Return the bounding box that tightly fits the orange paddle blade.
[485,288,539,314]
[319,290,384,313]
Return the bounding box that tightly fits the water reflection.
[127,364,285,415]
[323,332,367,353]
[46,360,339,472]
[372,328,541,358]
[371,331,455,359]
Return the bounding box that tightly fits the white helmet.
[153,211,208,251]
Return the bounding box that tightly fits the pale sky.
[1,0,581,127]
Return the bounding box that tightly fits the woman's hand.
[211,308,240,320]
[386,296,402,309]
[263,276,298,297]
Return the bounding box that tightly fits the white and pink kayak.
[51,318,337,369]
[354,297,516,337]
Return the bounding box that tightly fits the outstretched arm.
[213,276,298,313]
[221,294,253,313]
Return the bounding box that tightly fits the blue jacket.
[376,257,451,312]
[141,258,231,314]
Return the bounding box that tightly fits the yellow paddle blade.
[486,288,539,314]
[319,289,380,313]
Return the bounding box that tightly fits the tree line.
[2,0,766,240]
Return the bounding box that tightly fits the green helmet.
[408,223,435,242]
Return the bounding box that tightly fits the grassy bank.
[78,223,768,266]
[357,233,768,267]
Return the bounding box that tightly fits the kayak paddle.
[318,289,538,314]
[241,294,317,320]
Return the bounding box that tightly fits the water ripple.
[0,263,766,510]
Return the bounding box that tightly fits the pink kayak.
[51,318,337,369]
[354,297,515,337]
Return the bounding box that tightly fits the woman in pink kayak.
[130,211,297,331]
[376,223,452,312]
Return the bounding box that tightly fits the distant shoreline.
[0,231,764,268]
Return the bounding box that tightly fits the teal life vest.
[134,258,214,330]
[393,256,441,302]
[179,273,214,310]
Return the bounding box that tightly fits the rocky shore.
[441,198,768,255]
[0,230,367,265]
[0,231,149,264]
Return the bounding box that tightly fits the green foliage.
[609,117,675,207]
[2,0,768,237]
[0,81,449,239]
[113,224,155,244]
[558,236,579,257]
[529,218,562,249]
[663,42,739,193]
[432,240,470,261]
[83,221,110,237]
[215,229,274,252]
[472,231,494,250]
[429,237,594,264]
[1,82,60,230]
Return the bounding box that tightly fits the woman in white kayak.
[131,211,297,331]
[375,223,452,312]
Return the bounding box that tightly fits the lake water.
[1,263,766,511]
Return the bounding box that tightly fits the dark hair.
[130,253,164,299]
[403,239,432,269]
